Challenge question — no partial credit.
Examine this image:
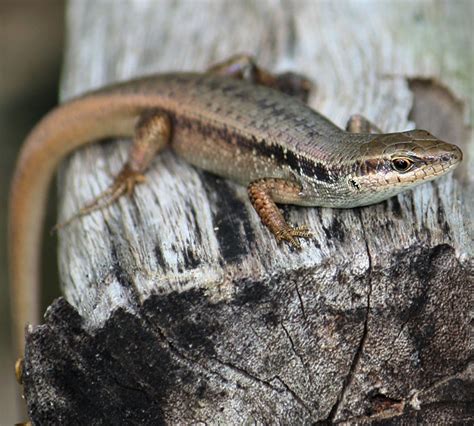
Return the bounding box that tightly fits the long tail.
[8,94,144,356]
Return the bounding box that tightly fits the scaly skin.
[9,71,462,358]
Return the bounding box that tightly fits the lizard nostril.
[441,145,463,164]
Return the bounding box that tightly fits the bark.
[23,0,473,424]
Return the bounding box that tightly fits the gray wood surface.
[23,0,472,423]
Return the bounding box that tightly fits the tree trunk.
[23,0,472,423]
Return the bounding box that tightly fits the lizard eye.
[391,157,413,173]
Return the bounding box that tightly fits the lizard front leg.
[345,114,382,134]
[248,178,312,248]
[56,110,171,228]
[208,54,313,103]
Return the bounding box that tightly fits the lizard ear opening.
[348,177,361,191]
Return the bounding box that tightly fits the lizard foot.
[275,225,312,249]
[53,165,146,231]
[208,54,313,103]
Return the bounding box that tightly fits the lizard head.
[347,129,463,205]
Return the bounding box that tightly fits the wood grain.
[23,0,472,423]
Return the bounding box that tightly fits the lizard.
[9,55,462,366]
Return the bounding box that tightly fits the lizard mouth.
[407,142,463,178]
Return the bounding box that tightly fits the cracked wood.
[21,0,472,424]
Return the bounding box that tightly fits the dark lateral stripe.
[173,114,335,183]
[260,141,333,182]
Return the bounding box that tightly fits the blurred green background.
[0,0,64,422]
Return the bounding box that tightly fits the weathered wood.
[23,0,472,423]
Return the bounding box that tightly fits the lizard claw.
[15,357,24,385]
[275,225,312,249]
[52,165,146,232]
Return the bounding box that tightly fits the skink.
[9,56,462,359]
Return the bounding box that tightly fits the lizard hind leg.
[248,178,312,249]
[54,111,171,231]
[208,54,314,103]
